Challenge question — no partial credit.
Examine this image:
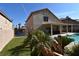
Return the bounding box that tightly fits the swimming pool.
[67,33,79,42]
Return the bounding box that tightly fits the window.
[43,16,48,22]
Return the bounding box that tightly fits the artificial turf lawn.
[0,36,31,56]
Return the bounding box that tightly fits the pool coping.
[50,32,75,38]
[50,32,76,50]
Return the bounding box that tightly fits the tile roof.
[61,17,79,24]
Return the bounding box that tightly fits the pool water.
[67,33,79,42]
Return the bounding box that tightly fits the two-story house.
[25,8,78,35]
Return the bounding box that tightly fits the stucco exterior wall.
[0,14,14,51]
[32,9,60,30]
[33,14,43,29]
[46,11,61,23]
[25,15,33,33]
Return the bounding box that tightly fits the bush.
[55,36,74,49]
[65,43,79,56]
[53,36,74,55]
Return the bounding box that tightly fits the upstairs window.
[43,16,48,22]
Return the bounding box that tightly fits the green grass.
[0,36,31,56]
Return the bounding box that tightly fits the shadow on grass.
[8,45,30,56]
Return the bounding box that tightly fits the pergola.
[42,22,74,35]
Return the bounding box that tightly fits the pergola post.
[51,24,53,35]
[71,24,73,32]
[66,25,68,32]
[59,25,62,34]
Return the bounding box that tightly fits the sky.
[0,3,79,27]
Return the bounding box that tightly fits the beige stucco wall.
[0,14,14,51]
[26,15,33,32]
[33,14,43,29]
[32,10,60,30]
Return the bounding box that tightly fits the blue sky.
[0,3,79,27]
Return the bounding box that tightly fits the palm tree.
[23,30,55,56]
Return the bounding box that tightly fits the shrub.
[65,43,79,56]
[53,36,74,55]
[55,36,74,49]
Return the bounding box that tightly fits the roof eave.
[0,11,12,22]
